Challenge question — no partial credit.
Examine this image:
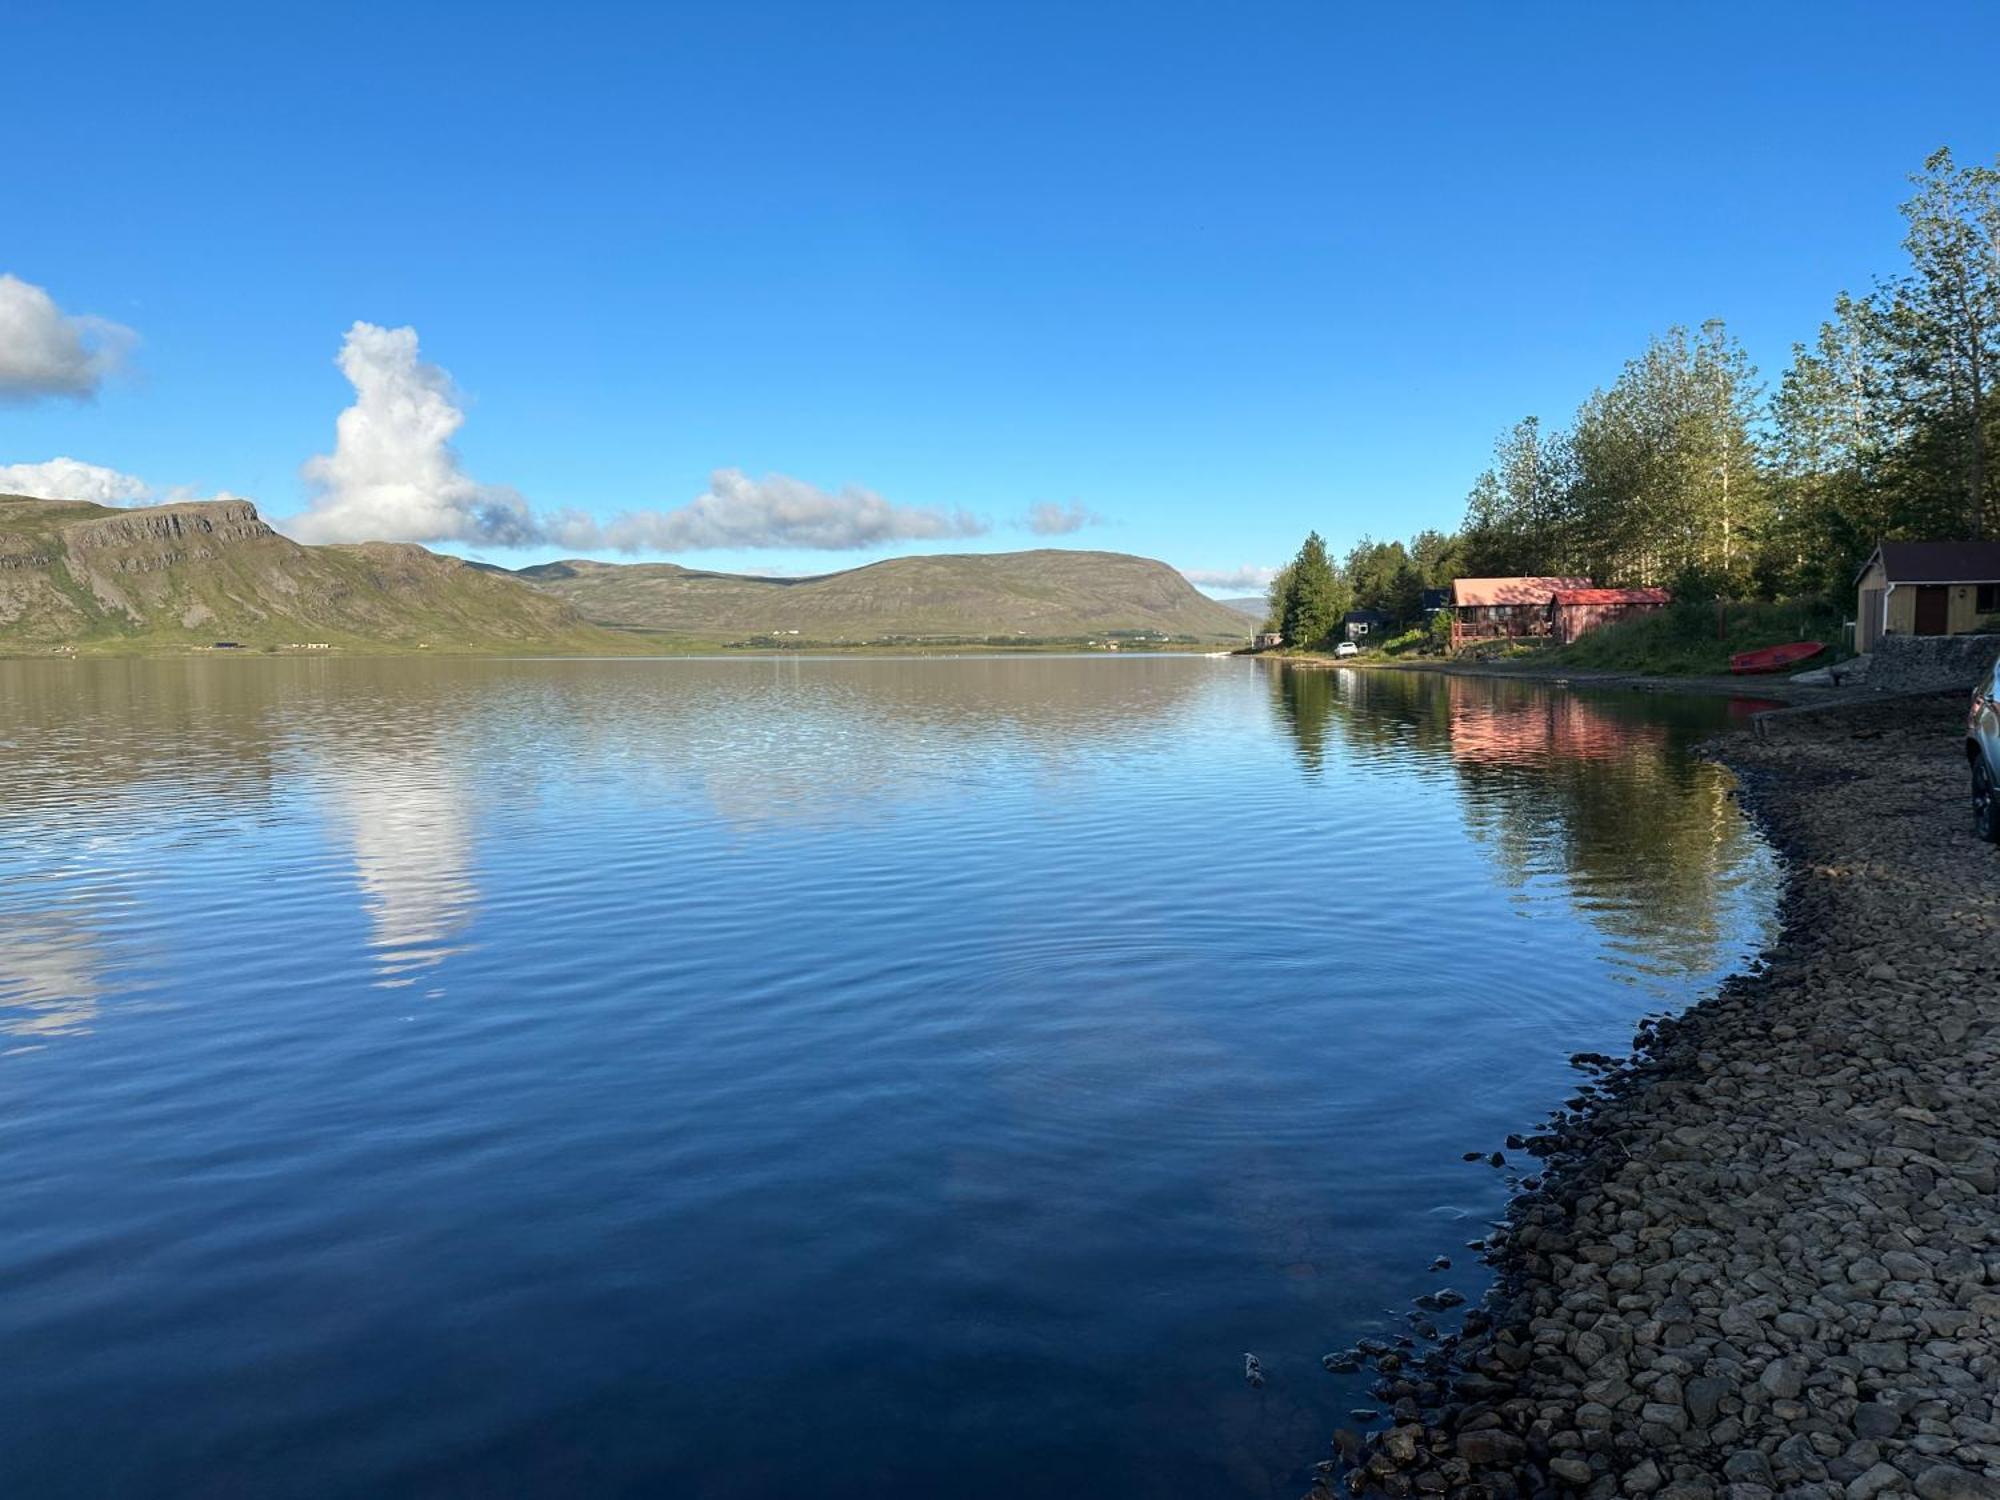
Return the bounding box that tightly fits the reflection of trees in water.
[1265,666,1762,975]
[1271,665,1339,776]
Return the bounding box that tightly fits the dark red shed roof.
[1867,541,2000,583]
[1551,588,1672,606]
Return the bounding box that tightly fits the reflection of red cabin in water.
[1446,684,1666,767]
[1550,588,1672,645]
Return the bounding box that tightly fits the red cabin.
[1548,587,1672,645]
[1449,577,1590,649]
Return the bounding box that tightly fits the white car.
[1334,641,1360,659]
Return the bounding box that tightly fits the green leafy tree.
[1460,417,1576,576]
[1567,322,1766,588]
[1261,562,1295,632]
[1880,147,2000,538]
[1768,293,1894,595]
[1344,537,1425,622]
[1408,529,1464,589]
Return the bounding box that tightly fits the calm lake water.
[0,657,1775,1498]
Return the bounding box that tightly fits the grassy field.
[1552,597,1847,675]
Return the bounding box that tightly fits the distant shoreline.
[0,639,1244,663]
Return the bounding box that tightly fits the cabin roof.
[1862,540,2000,584]
[1451,576,1591,607]
[1551,587,1671,606]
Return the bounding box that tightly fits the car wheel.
[1977,757,1999,844]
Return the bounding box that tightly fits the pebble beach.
[1313,690,2000,1500]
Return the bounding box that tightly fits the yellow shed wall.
[1884,588,1916,634]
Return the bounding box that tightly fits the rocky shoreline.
[1307,691,2000,1500]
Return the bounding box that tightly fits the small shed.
[1855,541,2000,652]
[1550,587,1671,645]
[1449,577,1590,649]
[1343,608,1391,642]
[1253,631,1284,650]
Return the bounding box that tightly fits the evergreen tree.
[1280,532,1343,648]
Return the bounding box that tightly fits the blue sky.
[4,1,1998,592]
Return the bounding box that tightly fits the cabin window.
[1979,584,2000,613]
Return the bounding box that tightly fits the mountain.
[1218,596,1268,617]
[0,494,621,651]
[514,549,1255,642]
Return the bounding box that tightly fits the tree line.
[1268,147,1999,645]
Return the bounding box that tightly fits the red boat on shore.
[1728,641,1825,675]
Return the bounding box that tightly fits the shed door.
[1914,585,1950,636]
[1857,589,1883,652]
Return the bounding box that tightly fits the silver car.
[1973,660,2000,842]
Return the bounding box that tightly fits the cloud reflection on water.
[316,742,479,989]
[0,910,102,1038]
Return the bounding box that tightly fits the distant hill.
[515,549,1255,642]
[1217,596,1268,617]
[0,494,622,652]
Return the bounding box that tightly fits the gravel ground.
[1308,692,2000,1500]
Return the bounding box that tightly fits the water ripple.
[0,656,1774,1499]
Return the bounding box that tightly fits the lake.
[0,656,1775,1498]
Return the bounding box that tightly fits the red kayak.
[1728,641,1825,675]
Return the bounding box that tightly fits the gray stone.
[1456,1429,1525,1466]
[1914,1467,2000,1500]
[1725,1451,1774,1486]
[1687,1377,1733,1426]
[1853,1342,1911,1373]
[1761,1358,1806,1400]
[1846,1462,1909,1500]
[1551,1456,1595,1485]
[1623,1459,1663,1496]
[1855,1404,1903,1440]
[1882,1251,1930,1281]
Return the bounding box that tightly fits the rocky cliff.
[0,494,621,651]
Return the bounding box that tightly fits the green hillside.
[0,494,625,653]
[516,549,1253,643]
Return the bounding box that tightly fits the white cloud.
[1021,501,1102,536]
[0,457,241,509]
[291,322,538,546]
[578,470,987,552]
[1180,564,1278,592]
[288,322,978,552]
[0,457,153,505]
[0,275,136,402]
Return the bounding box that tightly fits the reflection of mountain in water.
[487,654,1234,830]
[1265,665,1763,978]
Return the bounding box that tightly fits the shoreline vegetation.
[1257,148,2000,673]
[1305,691,2000,1500]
